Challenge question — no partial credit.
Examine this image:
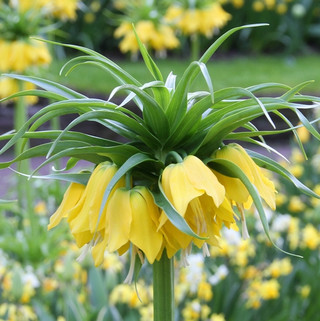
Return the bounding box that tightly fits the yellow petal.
[162,162,202,216]
[106,188,132,253]
[213,144,276,209]
[48,182,85,230]
[129,187,163,263]
[212,169,250,204]
[91,237,107,267]
[183,155,225,207]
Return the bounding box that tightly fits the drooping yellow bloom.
[114,20,179,54]
[212,143,276,210]
[96,186,163,265]
[48,182,86,229]
[0,39,51,72]
[66,162,125,257]
[14,0,78,20]
[165,3,231,37]
[49,163,164,265]
[159,155,235,257]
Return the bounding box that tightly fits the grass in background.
[43,54,320,96]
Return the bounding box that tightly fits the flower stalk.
[13,81,34,220]
[153,251,174,321]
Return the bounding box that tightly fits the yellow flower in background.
[166,3,231,37]
[0,39,51,72]
[197,281,213,301]
[212,143,276,210]
[288,217,300,250]
[159,155,235,257]
[139,304,154,321]
[259,279,280,299]
[198,3,231,37]
[15,0,78,20]
[297,123,311,143]
[276,3,288,14]
[275,192,287,207]
[20,282,36,304]
[102,252,124,273]
[43,278,59,292]
[114,21,179,55]
[288,195,305,213]
[301,224,320,250]
[0,78,38,104]
[290,164,304,178]
[291,148,305,163]
[265,258,293,278]
[210,313,226,321]
[299,285,311,298]
[252,1,264,12]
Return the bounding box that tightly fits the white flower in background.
[292,3,306,18]
[184,253,204,293]
[221,227,242,245]
[209,265,229,285]
[22,266,40,288]
[271,214,292,233]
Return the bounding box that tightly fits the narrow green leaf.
[0,141,90,169]
[280,80,315,101]
[199,24,269,64]
[30,145,140,175]
[11,170,90,185]
[295,109,320,141]
[2,73,85,99]
[132,25,163,81]
[248,150,320,199]
[0,89,66,104]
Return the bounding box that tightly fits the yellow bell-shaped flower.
[48,182,85,229]
[212,143,276,210]
[159,155,232,257]
[67,162,125,247]
[92,186,163,266]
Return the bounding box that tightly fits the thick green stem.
[153,251,174,321]
[191,33,200,61]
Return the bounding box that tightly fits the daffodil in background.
[0,23,319,321]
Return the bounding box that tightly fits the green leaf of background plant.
[0,89,67,103]
[3,73,85,99]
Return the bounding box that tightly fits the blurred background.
[0,1,320,321]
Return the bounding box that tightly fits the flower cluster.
[165,1,231,37]
[250,0,293,14]
[112,0,179,56]
[114,20,179,56]
[13,0,79,20]
[0,0,79,103]
[48,144,276,271]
